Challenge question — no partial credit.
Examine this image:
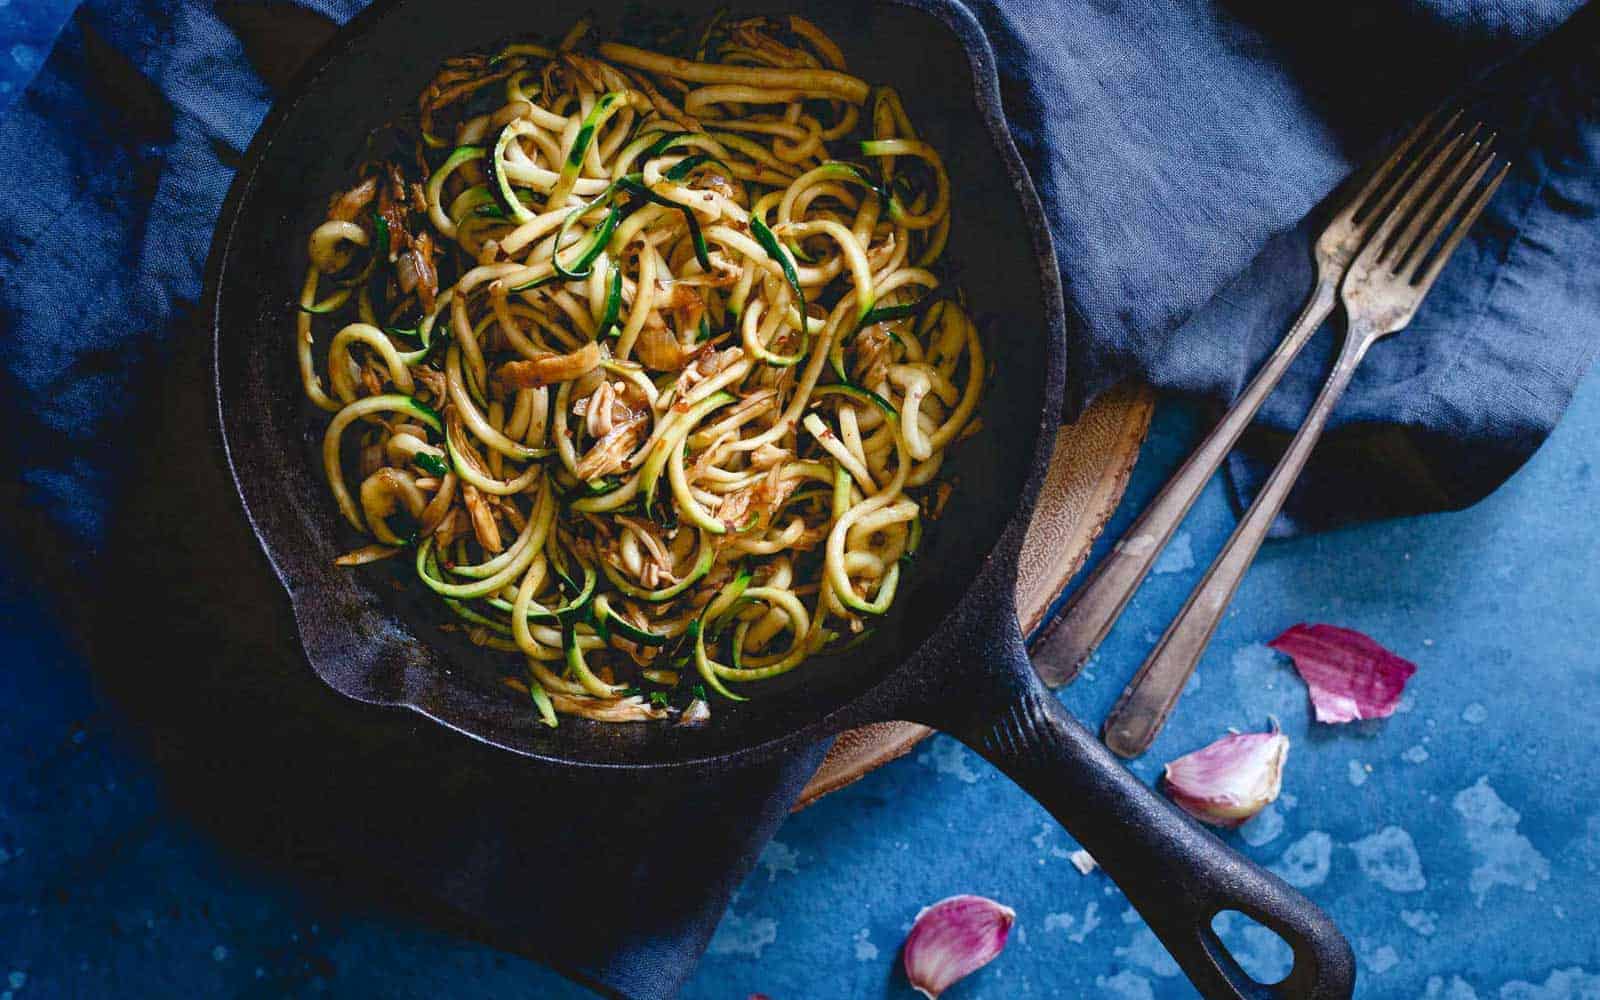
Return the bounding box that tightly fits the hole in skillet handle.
[1207,910,1296,988]
[894,592,1355,1000]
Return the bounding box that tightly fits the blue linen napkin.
[2,0,1597,994]
[966,0,1600,530]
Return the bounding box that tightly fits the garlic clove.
[1269,623,1417,724]
[1162,726,1289,828]
[902,894,1015,999]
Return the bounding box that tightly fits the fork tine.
[1409,159,1510,291]
[1389,129,1493,273]
[1353,128,1469,270]
[1345,108,1460,226]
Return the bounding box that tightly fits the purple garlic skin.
[1269,623,1417,724]
[902,894,1016,999]
[1162,727,1290,828]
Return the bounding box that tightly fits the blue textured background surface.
[0,0,73,114]
[5,370,1598,998]
[3,0,1598,995]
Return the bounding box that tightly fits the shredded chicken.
[676,249,744,288]
[359,442,385,478]
[865,230,898,271]
[677,699,712,728]
[575,380,634,438]
[412,365,446,402]
[661,282,706,336]
[498,341,602,388]
[689,431,735,483]
[616,515,678,587]
[854,327,893,388]
[636,318,690,372]
[715,462,799,534]
[328,176,378,222]
[461,482,502,553]
[675,345,744,394]
[334,543,404,566]
[574,412,647,480]
[419,471,457,535]
[399,230,439,314]
[418,55,514,142]
[432,507,464,550]
[750,442,792,470]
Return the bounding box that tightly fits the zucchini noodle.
[297,13,982,727]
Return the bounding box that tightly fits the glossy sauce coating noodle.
[297,14,982,726]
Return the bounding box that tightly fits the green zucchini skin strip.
[748,217,809,366]
[414,451,449,477]
[489,122,538,223]
[638,390,736,513]
[831,462,854,522]
[427,146,486,235]
[900,514,924,565]
[563,620,625,697]
[298,290,350,315]
[553,194,623,280]
[615,176,712,270]
[509,168,713,291]
[322,395,443,530]
[444,594,512,633]
[703,565,753,636]
[663,152,728,181]
[528,678,559,728]
[690,620,747,702]
[550,92,627,208]
[488,563,596,626]
[834,561,900,615]
[642,131,690,158]
[667,430,730,535]
[597,265,623,334]
[805,160,900,224]
[809,383,901,423]
[592,593,669,646]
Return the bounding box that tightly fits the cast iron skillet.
[210,0,1356,994]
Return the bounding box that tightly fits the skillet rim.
[207,0,1069,773]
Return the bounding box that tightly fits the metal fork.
[1100,125,1509,759]
[1032,112,1457,690]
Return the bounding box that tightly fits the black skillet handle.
[935,614,1354,999]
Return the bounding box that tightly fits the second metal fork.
[1099,124,1508,758]
[1031,113,1455,692]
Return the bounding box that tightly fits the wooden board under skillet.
[798,382,1155,807]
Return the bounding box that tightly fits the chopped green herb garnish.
[414,452,449,477]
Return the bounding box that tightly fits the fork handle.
[1032,277,1339,688]
[1103,328,1373,758]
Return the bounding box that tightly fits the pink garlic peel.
[1269,623,1418,724]
[902,894,1016,999]
[1162,725,1290,828]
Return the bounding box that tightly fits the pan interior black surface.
[214,0,1053,767]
